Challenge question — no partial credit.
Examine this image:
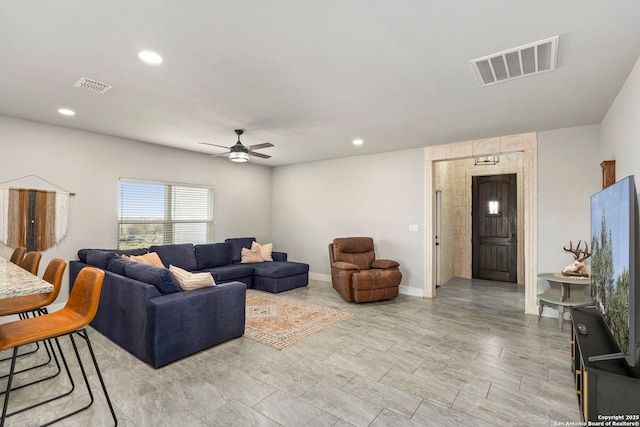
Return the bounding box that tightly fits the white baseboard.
[310,272,331,282]
[399,285,424,297]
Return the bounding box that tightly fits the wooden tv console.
[570,307,640,422]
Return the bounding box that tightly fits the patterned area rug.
[244,289,352,350]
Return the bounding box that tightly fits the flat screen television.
[590,175,640,367]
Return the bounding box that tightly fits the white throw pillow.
[169,265,215,291]
[241,245,264,263]
[251,241,273,261]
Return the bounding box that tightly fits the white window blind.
[118,178,213,249]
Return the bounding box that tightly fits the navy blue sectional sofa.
[150,237,309,294]
[69,238,309,368]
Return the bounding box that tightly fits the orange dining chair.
[8,247,26,265]
[0,258,66,318]
[0,267,117,426]
[0,259,67,380]
[19,251,42,275]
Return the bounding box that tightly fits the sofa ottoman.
[251,262,310,293]
[224,237,309,293]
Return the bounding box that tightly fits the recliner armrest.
[332,261,360,270]
[371,259,399,269]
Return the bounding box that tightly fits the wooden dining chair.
[0,267,117,426]
[8,247,26,265]
[19,251,42,275]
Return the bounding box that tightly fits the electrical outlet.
[409,224,419,232]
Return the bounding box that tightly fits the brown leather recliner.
[328,237,402,303]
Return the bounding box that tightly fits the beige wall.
[601,55,640,181]
[272,148,426,296]
[537,125,601,274]
[0,116,274,305]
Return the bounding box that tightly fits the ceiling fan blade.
[247,142,274,150]
[198,141,230,150]
[199,131,273,162]
[248,151,271,159]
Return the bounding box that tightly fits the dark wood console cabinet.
[570,307,640,421]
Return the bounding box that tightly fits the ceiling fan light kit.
[198,129,273,163]
[229,129,250,162]
[229,142,249,162]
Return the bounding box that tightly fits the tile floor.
[0,278,582,426]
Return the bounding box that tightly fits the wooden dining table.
[0,257,53,299]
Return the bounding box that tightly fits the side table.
[537,273,591,332]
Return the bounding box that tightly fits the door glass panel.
[488,200,499,215]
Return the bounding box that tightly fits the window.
[488,200,500,215]
[118,178,213,249]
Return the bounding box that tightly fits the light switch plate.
[409,224,419,232]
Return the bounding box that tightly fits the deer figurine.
[562,240,591,277]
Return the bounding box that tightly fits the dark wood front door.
[472,174,517,283]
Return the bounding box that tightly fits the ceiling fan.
[198,129,273,162]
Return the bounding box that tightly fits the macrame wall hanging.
[0,175,74,252]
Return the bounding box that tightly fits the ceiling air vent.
[470,36,559,86]
[73,77,113,94]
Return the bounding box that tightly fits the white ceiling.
[2,1,640,166]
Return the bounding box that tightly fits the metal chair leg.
[76,328,118,426]
[0,342,40,361]
[0,338,61,394]
[0,331,117,426]
[0,348,17,427]
[38,329,117,426]
[1,337,76,424]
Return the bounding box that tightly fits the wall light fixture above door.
[474,155,500,166]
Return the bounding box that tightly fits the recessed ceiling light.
[138,50,163,65]
[353,139,364,146]
[58,108,75,116]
